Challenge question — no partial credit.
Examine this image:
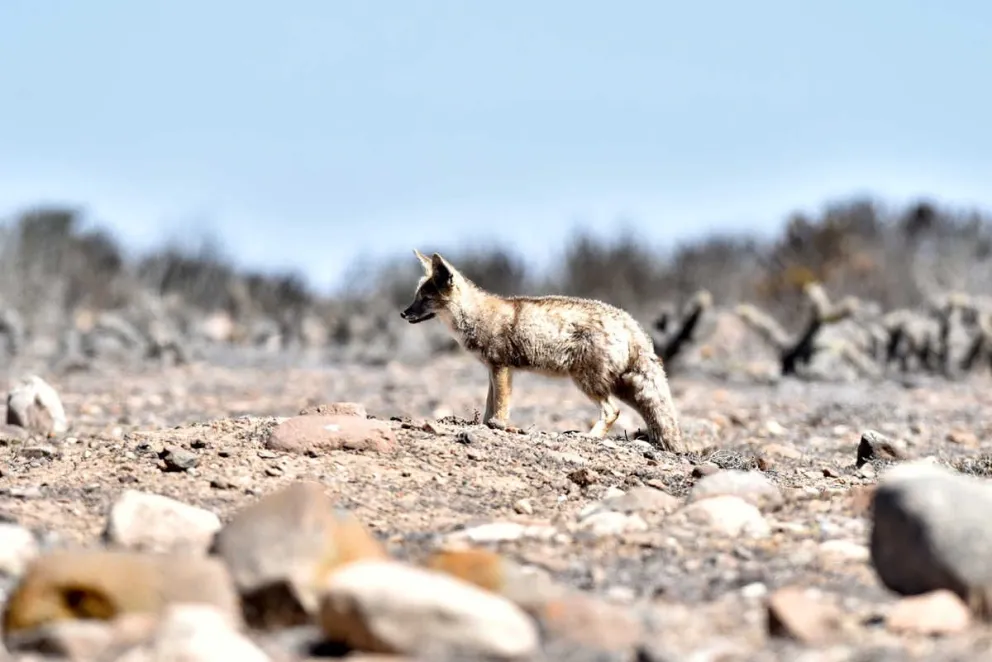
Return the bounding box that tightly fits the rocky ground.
[2,351,992,661]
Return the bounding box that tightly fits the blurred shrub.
[137,236,236,311]
[552,226,666,311]
[4,194,992,345]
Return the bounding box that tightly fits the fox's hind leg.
[587,395,621,438]
[484,365,513,429]
[573,376,620,438]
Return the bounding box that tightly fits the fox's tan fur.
[401,250,685,452]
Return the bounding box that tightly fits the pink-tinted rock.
[266,415,395,455]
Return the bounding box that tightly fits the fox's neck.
[439,280,502,340]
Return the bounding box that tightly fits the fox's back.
[481,294,653,375]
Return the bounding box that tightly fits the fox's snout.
[400,303,436,324]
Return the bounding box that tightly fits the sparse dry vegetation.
[4,195,992,382]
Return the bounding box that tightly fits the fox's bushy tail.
[617,351,685,453]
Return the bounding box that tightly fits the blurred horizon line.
[0,187,988,296]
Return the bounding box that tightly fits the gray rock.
[6,375,68,437]
[18,444,59,460]
[871,460,992,610]
[159,446,198,472]
[857,429,907,468]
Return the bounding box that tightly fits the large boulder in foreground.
[2,550,240,639]
[871,460,992,613]
[210,480,388,628]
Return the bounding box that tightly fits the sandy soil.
[3,353,992,660]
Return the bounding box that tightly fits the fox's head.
[400,249,460,324]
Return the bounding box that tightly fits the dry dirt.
[3,352,992,660]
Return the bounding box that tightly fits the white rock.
[319,560,539,659]
[818,539,870,563]
[0,523,39,577]
[103,490,221,555]
[682,495,770,538]
[690,470,783,509]
[741,582,768,599]
[577,511,649,537]
[139,604,268,662]
[512,498,534,515]
[445,521,556,544]
[764,420,787,437]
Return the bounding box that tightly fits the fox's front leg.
[484,376,495,422]
[484,366,513,429]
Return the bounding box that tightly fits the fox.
[400,249,686,452]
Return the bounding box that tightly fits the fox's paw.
[484,417,508,431]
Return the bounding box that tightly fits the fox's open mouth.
[401,310,436,324]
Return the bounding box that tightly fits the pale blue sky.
[2,1,991,292]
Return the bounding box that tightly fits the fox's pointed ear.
[430,252,454,285]
[413,249,432,273]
